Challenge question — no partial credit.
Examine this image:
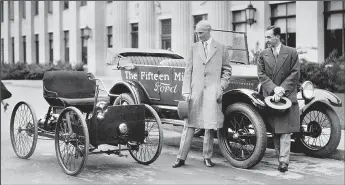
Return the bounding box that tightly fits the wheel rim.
[300,110,331,150]
[129,105,162,164]
[56,109,88,175]
[222,112,256,161]
[10,102,37,159]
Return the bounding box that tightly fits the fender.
[109,80,149,104]
[222,88,266,110]
[299,88,342,113]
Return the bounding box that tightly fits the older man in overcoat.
[172,20,232,168]
[257,25,300,172]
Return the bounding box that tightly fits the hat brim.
[264,96,292,111]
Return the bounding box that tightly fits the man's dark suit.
[257,44,300,164]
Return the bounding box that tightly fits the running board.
[151,105,178,110]
[160,118,184,126]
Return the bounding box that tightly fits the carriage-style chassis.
[10,71,163,176]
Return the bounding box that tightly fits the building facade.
[1,1,344,76]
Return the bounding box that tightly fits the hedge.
[1,61,84,80]
[300,50,345,93]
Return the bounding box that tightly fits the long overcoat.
[181,39,232,130]
[257,44,300,134]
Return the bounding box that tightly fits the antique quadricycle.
[9,71,163,176]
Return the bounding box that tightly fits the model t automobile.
[107,29,342,169]
[10,71,163,176]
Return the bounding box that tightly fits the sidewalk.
[2,79,345,161]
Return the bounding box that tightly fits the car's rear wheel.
[128,104,163,165]
[295,106,341,158]
[113,93,135,106]
[218,103,267,169]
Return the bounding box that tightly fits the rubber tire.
[113,93,135,105]
[10,101,38,159]
[55,107,89,176]
[217,103,267,169]
[296,106,341,158]
[128,104,163,165]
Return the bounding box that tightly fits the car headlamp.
[301,81,314,100]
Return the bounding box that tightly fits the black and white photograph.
[1,1,344,184]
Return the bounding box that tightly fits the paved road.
[1,82,344,184]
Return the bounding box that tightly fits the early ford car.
[107,30,342,169]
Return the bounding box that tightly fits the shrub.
[300,50,345,93]
[1,61,84,80]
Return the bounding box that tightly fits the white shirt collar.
[272,43,282,54]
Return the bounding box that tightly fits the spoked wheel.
[218,103,267,169]
[128,104,163,165]
[296,106,341,158]
[10,101,38,159]
[55,107,89,176]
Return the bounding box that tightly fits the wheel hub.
[307,121,322,138]
[233,133,239,140]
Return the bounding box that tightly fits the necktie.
[273,49,278,61]
[203,41,208,58]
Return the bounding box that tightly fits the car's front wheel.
[218,103,267,169]
[295,105,341,158]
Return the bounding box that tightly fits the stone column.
[112,1,129,48]
[138,1,155,49]
[208,1,230,46]
[53,1,64,64]
[38,1,48,64]
[14,1,23,63]
[69,1,81,67]
[171,1,192,59]
[87,1,105,75]
[3,1,13,63]
[25,1,35,64]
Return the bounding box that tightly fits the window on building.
[34,1,39,16]
[1,39,4,64]
[12,37,15,63]
[232,10,247,32]
[161,19,171,50]
[193,14,208,42]
[270,2,296,48]
[80,1,87,6]
[48,1,53,13]
[64,31,69,62]
[107,26,113,48]
[21,1,26,19]
[35,34,39,64]
[81,28,88,64]
[23,36,26,63]
[64,1,69,10]
[49,33,53,63]
[9,1,14,20]
[1,1,3,22]
[324,1,345,58]
[131,23,138,48]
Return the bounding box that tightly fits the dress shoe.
[172,159,185,168]
[203,159,215,167]
[278,162,288,172]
